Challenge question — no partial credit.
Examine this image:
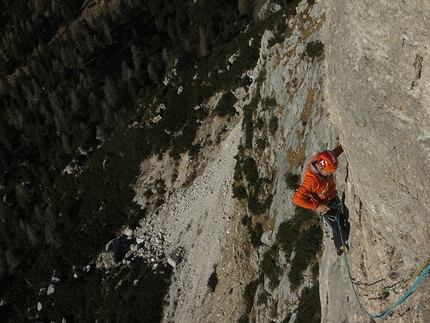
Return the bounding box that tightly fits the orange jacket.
[292,146,343,210]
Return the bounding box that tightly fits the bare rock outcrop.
[323,0,430,322]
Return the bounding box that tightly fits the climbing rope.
[333,216,430,319]
[352,258,430,294]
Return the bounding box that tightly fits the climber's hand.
[316,204,329,213]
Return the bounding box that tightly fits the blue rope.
[335,218,430,319]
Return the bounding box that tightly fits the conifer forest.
[0,0,299,321]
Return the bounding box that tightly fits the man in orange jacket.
[292,145,349,255]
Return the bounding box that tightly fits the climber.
[292,145,350,255]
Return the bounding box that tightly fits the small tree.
[215,91,237,117]
[207,270,218,292]
[306,40,324,59]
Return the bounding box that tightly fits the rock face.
[322,0,430,322]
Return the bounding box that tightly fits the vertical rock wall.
[322,0,430,322]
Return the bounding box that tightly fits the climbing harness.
[334,217,430,319]
[317,196,343,238]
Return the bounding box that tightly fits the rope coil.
[334,217,430,319]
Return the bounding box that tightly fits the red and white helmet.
[316,150,339,172]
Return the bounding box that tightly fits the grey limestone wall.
[322,1,430,322]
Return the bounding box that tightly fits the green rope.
[331,215,430,319]
[352,259,430,294]
[320,199,430,294]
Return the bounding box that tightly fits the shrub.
[248,192,273,216]
[243,97,258,148]
[155,198,165,207]
[285,172,300,190]
[207,270,219,292]
[257,290,269,305]
[276,207,322,290]
[305,40,324,59]
[276,219,299,258]
[233,158,243,182]
[233,185,248,199]
[269,117,278,135]
[288,224,322,290]
[238,314,249,323]
[244,120,254,149]
[242,157,259,186]
[294,207,315,222]
[270,300,279,318]
[264,97,277,108]
[241,214,252,228]
[241,215,264,247]
[215,91,237,117]
[256,138,267,150]
[255,118,264,130]
[261,245,281,289]
[311,262,319,281]
[244,279,259,314]
[295,285,321,323]
[282,312,292,323]
[250,222,264,248]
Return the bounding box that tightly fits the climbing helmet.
[317,150,338,172]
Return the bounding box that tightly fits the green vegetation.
[256,138,268,150]
[30,261,172,323]
[268,16,289,48]
[238,314,249,323]
[244,278,260,314]
[0,0,319,321]
[250,222,264,248]
[0,0,276,321]
[242,157,259,185]
[208,270,219,292]
[234,156,273,215]
[285,171,301,190]
[228,0,322,320]
[269,116,279,135]
[306,40,324,59]
[257,290,270,305]
[283,312,293,323]
[277,207,322,290]
[288,223,322,289]
[241,206,322,320]
[295,285,321,323]
[243,97,259,149]
[241,215,264,248]
[233,184,248,199]
[215,91,238,117]
[261,244,282,289]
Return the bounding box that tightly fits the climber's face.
[317,163,334,176]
